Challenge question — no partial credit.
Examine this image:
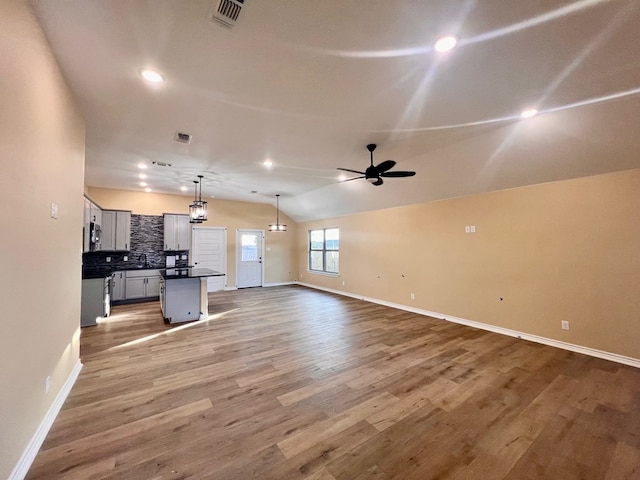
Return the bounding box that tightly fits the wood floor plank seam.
[26,285,640,480]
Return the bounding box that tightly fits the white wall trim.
[10,359,83,480]
[264,281,296,287]
[297,282,640,369]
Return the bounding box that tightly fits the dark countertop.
[82,265,168,279]
[160,267,225,280]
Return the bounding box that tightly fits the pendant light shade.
[189,175,208,223]
[268,194,287,232]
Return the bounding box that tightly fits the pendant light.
[268,194,287,232]
[189,175,208,223]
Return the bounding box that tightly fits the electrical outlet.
[124,256,128,261]
[50,202,58,219]
[45,376,51,394]
[465,226,470,233]
[106,257,111,262]
[561,320,570,330]
[410,293,415,300]
[470,225,476,233]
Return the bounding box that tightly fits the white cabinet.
[164,214,190,251]
[125,269,161,299]
[161,277,202,324]
[112,272,125,301]
[101,210,131,251]
[83,198,91,252]
[83,197,102,252]
[115,211,131,250]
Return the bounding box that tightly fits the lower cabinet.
[112,272,125,301]
[125,269,161,300]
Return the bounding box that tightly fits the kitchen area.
[80,196,223,327]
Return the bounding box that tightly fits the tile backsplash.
[83,214,189,271]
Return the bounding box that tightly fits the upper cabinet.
[164,214,190,251]
[101,210,131,251]
[83,197,102,252]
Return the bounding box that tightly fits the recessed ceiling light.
[137,163,148,169]
[139,173,147,179]
[180,186,188,192]
[338,173,347,182]
[434,36,457,53]
[139,181,147,187]
[521,108,539,118]
[140,69,164,83]
[263,159,273,168]
[145,187,152,193]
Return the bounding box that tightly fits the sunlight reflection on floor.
[107,308,238,351]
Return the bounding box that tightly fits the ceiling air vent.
[174,131,192,144]
[152,161,173,167]
[211,0,244,28]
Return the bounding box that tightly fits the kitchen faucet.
[138,253,149,267]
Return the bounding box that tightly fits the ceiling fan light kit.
[268,194,287,232]
[189,175,208,223]
[337,144,416,186]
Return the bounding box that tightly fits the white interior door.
[192,227,226,292]
[236,229,264,288]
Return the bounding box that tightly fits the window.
[240,234,258,261]
[309,228,339,274]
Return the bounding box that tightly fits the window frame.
[308,227,339,274]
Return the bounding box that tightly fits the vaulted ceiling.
[32,0,640,221]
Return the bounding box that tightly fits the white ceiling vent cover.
[211,0,244,28]
[174,131,192,144]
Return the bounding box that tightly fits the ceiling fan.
[338,144,416,186]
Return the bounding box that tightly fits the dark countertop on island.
[82,265,166,279]
[160,267,225,280]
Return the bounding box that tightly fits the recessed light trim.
[144,187,152,193]
[139,181,147,187]
[139,173,147,179]
[263,159,273,168]
[521,108,539,118]
[137,163,148,169]
[180,186,188,192]
[140,69,164,83]
[434,36,457,53]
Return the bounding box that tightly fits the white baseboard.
[227,282,295,290]
[264,281,296,287]
[10,359,83,480]
[297,282,640,369]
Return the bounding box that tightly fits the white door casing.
[236,229,264,288]
[191,227,227,292]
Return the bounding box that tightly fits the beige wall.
[88,187,298,287]
[298,169,640,360]
[0,1,85,478]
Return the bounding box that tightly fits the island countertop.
[160,267,225,280]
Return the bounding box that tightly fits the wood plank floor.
[27,285,640,479]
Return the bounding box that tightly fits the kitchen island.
[160,267,225,324]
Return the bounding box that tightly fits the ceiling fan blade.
[337,167,366,175]
[380,171,416,178]
[374,160,396,173]
[341,176,365,182]
[372,178,384,186]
